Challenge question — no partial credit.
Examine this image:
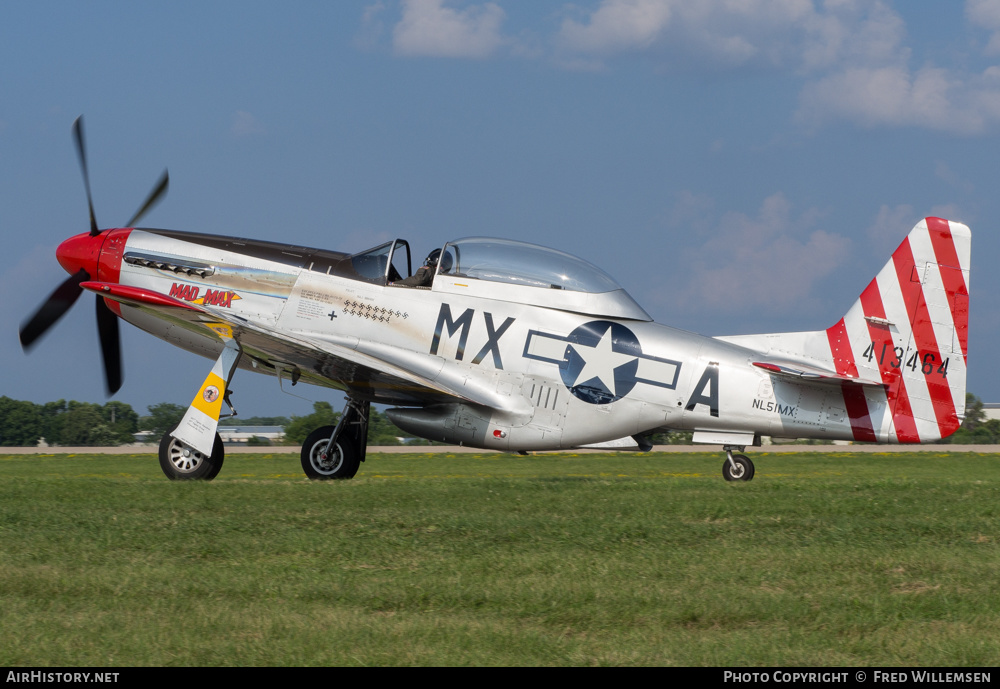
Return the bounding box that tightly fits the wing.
[80,281,507,408]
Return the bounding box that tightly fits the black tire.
[159,424,225,481]
[301,425,360,480]
[722,454,755,482]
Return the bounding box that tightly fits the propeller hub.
[56,232,104,278]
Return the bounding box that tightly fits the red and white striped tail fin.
[826,217,970,443]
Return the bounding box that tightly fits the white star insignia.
[570,327,636,393]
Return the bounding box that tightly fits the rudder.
[827,217,970,442]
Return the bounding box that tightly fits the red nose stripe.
[96,229,131,284]
[96,229,132,317]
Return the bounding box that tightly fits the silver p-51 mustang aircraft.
[21,119,971,481]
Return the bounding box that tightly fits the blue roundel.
[559,321,642,405]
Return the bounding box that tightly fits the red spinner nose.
[56,232,104,277]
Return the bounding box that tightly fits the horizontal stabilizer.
[751,360,884,387]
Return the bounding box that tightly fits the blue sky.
[2,0,999,419]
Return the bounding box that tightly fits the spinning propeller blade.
[126,169,169,228]
[18,268,89,350]
[21,116,169,395]
[95,294,123,395]
[73,116,100,237]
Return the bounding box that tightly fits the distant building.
[982,403,1000,422]
[218,426,286,444]
[134,426,287,445]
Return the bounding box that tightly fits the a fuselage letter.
[685,364,720,417]
[430,304,474,361]
[470,312,515,369]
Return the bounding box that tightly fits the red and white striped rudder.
[826,217,970,443]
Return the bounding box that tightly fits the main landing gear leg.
[722,445,755,482]
[300,398,370,480]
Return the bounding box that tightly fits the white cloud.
[791,1,1000,134]
[867,203,915,255]
[866,204,970,256]
[797,63,1000,134]
[554,0,865,71]
[801,0,907,71]
[935,161,975,193]
[232,111,265,137]
[928,203,966,225]
[357,2,388,51]
[967,0,1000,54]
[552,1,1000,134]
[557,0,674,55]
[667,189,715,230]
[372,1,1000,134]
[664,192,851,313]
[393,0,506,58]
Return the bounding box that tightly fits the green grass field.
[1,450,998,666]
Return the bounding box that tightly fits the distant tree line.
[281,402,429,446]
[0,398,139,447]
[2,393,995,447]
[142,401,421,446]
[0,397,425,447]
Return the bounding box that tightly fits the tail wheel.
[301,425,360,480]
[722,454,755,482]
[159,424,225,481]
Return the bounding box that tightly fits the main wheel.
[722,454,755,482]
[159,424,225,480]
[301,425,360,480]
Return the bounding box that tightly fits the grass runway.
[1,450,998,666]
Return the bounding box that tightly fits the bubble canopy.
[433,237,651,321]
[439,237,623,293]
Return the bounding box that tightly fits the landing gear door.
[171,333,242,456]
